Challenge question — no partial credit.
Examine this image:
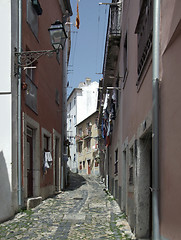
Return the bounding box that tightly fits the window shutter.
[31,0,43,15]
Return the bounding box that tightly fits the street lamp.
[48,20,68,50]
[14,20,67,71]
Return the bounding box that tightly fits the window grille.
[135,0,153,81]
[129,166,134,185]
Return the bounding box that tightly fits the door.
[27,130,33,197]
[87,159,91,175]
[122,150,127,213]
[55,138,59,191]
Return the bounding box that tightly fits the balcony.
[102,0,122,90]
[75,135,83,142]
[83,128,92,139]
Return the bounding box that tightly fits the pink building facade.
[98,0,181,239]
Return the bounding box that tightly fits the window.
[86,139,91,151]
[26,66,34,82]
[129,147,134,185]
[135,0,153,82]
[79,161,82,170]
[44,135,50,151]
[86,122,92,136]
[95,160,99,167]
[78,128,82,137]
[86,122,90,128]
[31,0,43,15]
[83,161,85,169]
[55,89,60,105]
[123,33,128,81]
[115,77,119,109]
[74,115,76,125]
[25,65,38,113]
[95,118,98,128]
[42,128,52,173]
[129,167,134,185]
[27,0,39,38]
[27,126,33,137]
[69,119,72,129]
[115,149,118,174]
[109,0,121,35]
[74,97,76,105]
[78,142,82,153]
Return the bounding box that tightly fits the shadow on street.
[66,171,86,191]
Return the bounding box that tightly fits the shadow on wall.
[0,151,12,223]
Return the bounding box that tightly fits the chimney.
[85,78,91,86]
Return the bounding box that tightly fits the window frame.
[27,0,39,39]
[129,146,134,186]
[114,149,118,175]
[135,0,153,86]
[123,33,128,87]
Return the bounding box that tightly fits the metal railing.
[136,0,153,78]
[103,0,122,77]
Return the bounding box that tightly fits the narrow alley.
[0,173,135,240]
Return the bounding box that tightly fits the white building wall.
[67,91,78,172]
[0,95,13,221]
[77,81,98,124]
[0,0,11,92]
[0,0,13,222]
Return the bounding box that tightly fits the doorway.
[55,137,60,192]
[87,159,91,175]
[136,132,152,239]
[27,127,33,198]
[122,150,127,213]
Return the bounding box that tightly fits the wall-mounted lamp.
[14,20,67,71]
[48,20,67,51]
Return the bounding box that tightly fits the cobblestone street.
[0,173,135,240]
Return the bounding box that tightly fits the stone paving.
[0,173,136,240]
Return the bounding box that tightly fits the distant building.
[67,78,98,173]
[76,111,100,175]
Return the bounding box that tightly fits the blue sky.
[67,0,111,96]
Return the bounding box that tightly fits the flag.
[76,0,80,29]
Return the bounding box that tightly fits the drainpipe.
[61,42,67,190]
[17,0,22,207]
[152,0,160,239]
[61,16,68,190]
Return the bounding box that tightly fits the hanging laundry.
[101,119,105,139]
[110,99,116,120]
[107,121,111,136]
[43,151,53,174]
